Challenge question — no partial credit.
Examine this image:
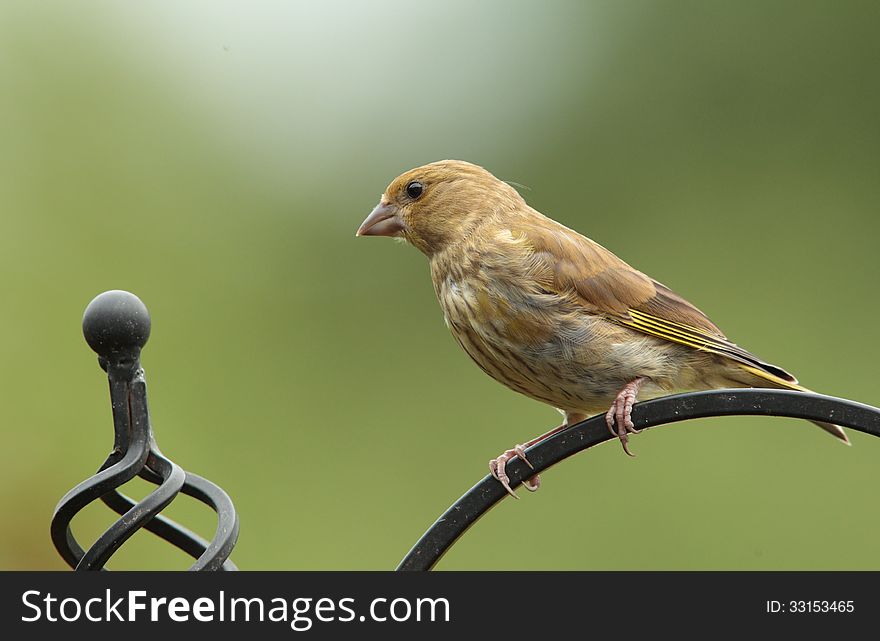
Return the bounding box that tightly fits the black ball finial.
[82,290,151,358]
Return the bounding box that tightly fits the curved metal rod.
[396,388,880,571]
[75,376,189,570]
[50,380,150,568]
[100,480,239,571]
[179,472,240,571]
[91,446,239,570]
[92,378,238,571]
[135,443,239,571]
[76,451,185,570]
[50,444,148,569]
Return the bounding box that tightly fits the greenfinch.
[357,160,848,497]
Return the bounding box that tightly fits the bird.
[356,160,848,497]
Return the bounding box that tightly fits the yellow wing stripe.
[621,309,791,381]
[629,309,723,345]
[625,310,722,352]
[616,309,799,387]
[632,310,721,334]
[622,322,715,353]
[624,320,708,351]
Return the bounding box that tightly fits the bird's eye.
[406,181,424,199]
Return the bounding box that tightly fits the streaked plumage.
[357,160,848,497]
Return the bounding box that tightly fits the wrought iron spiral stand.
[51,290,239,571]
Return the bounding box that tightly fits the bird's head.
[356,160,524,256]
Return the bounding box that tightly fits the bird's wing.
[518,217,797,383]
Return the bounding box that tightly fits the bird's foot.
[605,377,646,457]
[489,444,539,498]
[488,419,577,497]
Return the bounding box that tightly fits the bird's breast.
[434,273,610,407]
[436,274,555,348]
[431,268,703,413]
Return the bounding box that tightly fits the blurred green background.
[2,0,878,570]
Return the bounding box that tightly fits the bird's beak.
[356,202,404,237]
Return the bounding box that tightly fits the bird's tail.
[737,364,850,445]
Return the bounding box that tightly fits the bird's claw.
[513,444,534,469]
[489,444,540,498]
[605,377,646,457]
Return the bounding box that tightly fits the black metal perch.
[51,290,239,571]
[396,388,880,571]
